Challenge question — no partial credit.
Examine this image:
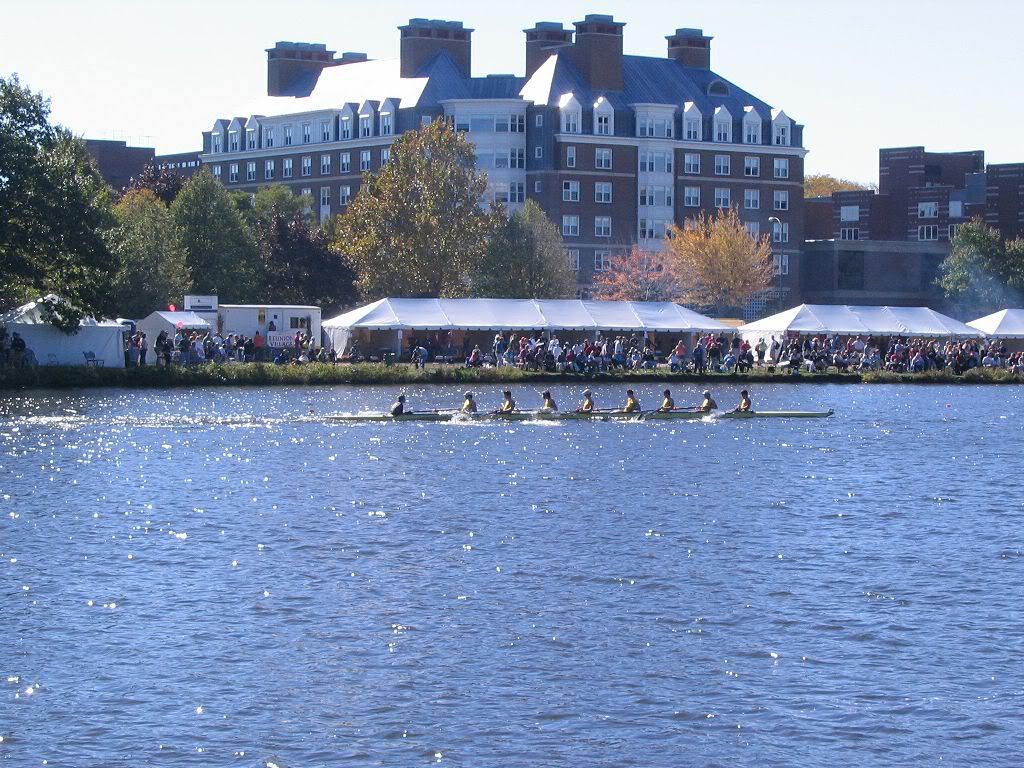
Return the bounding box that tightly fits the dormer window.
[714,116,732,143]
[321,121,332,142]
[772,110,792,147]
[708,80,730,97]
[359,115,372,138]
[302,123,311,144]
[594,97,614,136]
[380,113,393,136]
[246,129,257,150]
[341,117,351,140]
[559,94,582,134]
[743,109,761,144]
[773,124,789,146]
[265,127,275,148]
[683,102,703,141]
[212,133,223,153]
[229,132,239,152]
[284,125,293,146]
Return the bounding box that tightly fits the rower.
[541,390,558,411]
[737,389,752,412]
[390,394,406,416]
[623,389,640,413]
[658,389,675,412]
[462,391,478,413]
[499,390,516,413]
[699,390,718,412]
[577,389,595,413]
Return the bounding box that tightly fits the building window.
[714,119,732,143]
[773,124,790,146]
[229,132,239,152]
[340,152,350,173]
[511,148,525,169]
[594,216,612,238]
[918,201,939,218]
[212,134,223,153]
[246,129,256,150]
[359,115,372,138]
[228,163,238,183]
[535,146,543,159]
[511,114,526,133]
[562,180,580,202]
[595,182,612,204]
[684,153,700,174]
[774,190,789,211]
[596,114,612,135]
[317,121,329,143]
[301,187,311,199]
[380,114,392,136]
[283,158,293,178]
[535,114,544,127]
[773,253,790,275]
[212,165,221,179]
[949,200,964,218]
[594,250,612,272]
[949,223,962,239]
[744,120,761,144]
[714,188,731,208]
[380,148,390,165]
[714,155,730,176]
[562,215,579,237]
[265,160,275,180]
[302,123,311,144]
[301,156,311,177]
[744,189,760,210]
[773,158,789,179]
[510,182,525,203]
[685,118,702,141]
[566,146,576,168]
[684,187,700,207]
[493,182,510,204]
[840,227,861,240]
[840,205,860,222]
[640,186,672,207]
[320,154,331,175]
[772,221,789,243]
[341,118,352,140]
[534,180,542,193]
[745,221,760,237]
[596,148,612,170]
[744,157,760,177]
[283,125,293,146]
[360,150,371,171]
[567,248,580,271]
[265,128,275,148]
[246,161,256,182]
[639,151,672,174]
[339,185,351,206]
[561,110,580,133]
[919,224,939,241]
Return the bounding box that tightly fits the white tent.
[967,309,1024,338]
[322,298,729,351]
[1,296,125,367]
[739,304,983,339]
[136,311,210,343]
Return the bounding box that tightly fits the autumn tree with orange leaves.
[592,246,677,302]
[665,208,774,315]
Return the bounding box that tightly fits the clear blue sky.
[2,0,1021,184]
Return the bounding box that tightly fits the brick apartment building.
[84,139,202,192]
[199,15,807,306]
[804,147,1024,307]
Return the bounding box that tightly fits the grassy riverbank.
[0,362,1020,390]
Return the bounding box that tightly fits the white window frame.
[684,187,700,207]
[379,113,393,136]
[301,156,312,177]
[714,188,731,208]
[773,253,790,275]
[302,123,311,144]
[535,146,543,159]
[264,159,275,180]
[918,201,939,219]
[340,152,350,173]
[265,127,275,148]
[918,224,939,241]
[321,121,332,143]
[566,146,576,168]
[684,153,700,174]
[339,185,351,206]
[246,161,256,182]
[714,155,731,176]
[359,115,372,138]
[594,216,612,238]
[684,117,702,141]
[380,148,390,165]
[567,248,580,272]
[744,189,760,210]
[562,215,580,237]
[562,180,580,202]
[774,158,790,179]
[283,158,293,178]
[594,250,612,272]
[774,190,790,211]
[714,118,732,143]
[840,205,860,222]
[228,163,238,183]
[840,227,860,241]
[744,157,760,177]
[596,148,612,170]
[595,182,612,204]
[772,221,789,243]
[320,154,331,175]
[359,150,371,172]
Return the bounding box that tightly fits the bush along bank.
[0,362,1022,390]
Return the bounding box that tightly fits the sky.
[2,0,1022,184]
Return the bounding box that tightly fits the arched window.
[708,80,730,97]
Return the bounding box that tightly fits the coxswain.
[699,390,718,412]
[737,389,752,412]
[541,390,558,411]
[462,392,478,413]
[499,390,516,412]
[390,394,406,416]
[623,389,640,413]
[658,389,675,412]
[577,389,595,413]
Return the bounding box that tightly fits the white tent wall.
[7,323,125,367]
[136,312,210,344]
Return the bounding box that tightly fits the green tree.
[473,201,575,298]
[110,189,192,317]
[171,169,259,301]
[1,75,118,329]
[256,209,356,310]
[232,184,314,229]
[333,120,494,298]
[939,219,1024,314]
[804,173,871,198]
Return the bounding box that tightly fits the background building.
[84,139,202,192]
[199,14,806,307]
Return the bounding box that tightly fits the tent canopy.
[323,298,729,333]
[739,304,983,338]
[967,309,1024,338]
[2,295,125,367]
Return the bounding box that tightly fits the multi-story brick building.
[199,15,806,305]
[804,147,1024,306]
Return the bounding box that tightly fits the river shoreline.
[0,362,1020,389]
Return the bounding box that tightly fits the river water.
[1,383,1022,767]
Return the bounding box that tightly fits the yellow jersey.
[543,397,558,411]
[661,397,674,410]
[624,397,639,413]
[581,398,594,412]
[500,399,516,412]
[700,397,717,412]
[462,399,477,413]
[738,397,751,412]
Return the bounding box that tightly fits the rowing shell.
[327,409,834,423]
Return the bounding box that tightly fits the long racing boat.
[326,409,834,423]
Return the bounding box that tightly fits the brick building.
[84,139,202,192]
[199,15,806,305]
[803,146,1024,306]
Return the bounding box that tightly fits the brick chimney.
[567,14,625,91]
[266,42,337,97]
[667,28,713,69]
[399,19,473,78]
[524,22,574,79]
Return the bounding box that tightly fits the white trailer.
[216,304,322,348]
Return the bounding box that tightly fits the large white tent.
[967,309,1024,338]
[322,298,729,352]
[1,296,125,367]
[136,311,210,343]
[739,304,983,339]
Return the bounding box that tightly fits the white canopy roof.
[1,295,122,327]
[323,298,729,333]
[967,309,1024,338]
[739,304,983,338]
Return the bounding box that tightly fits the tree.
[1,75,119,329]
[256,208,356,310]
[109,189,192,317]
[171,169,259,301]
[939,219,1024,314]
[232,184,314,229]
[805,173,871,198]
[472,200,575,298]
[665,208,775,316]
[333,120,494,298]
[593,246,677,302]
[126,163,184,204]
